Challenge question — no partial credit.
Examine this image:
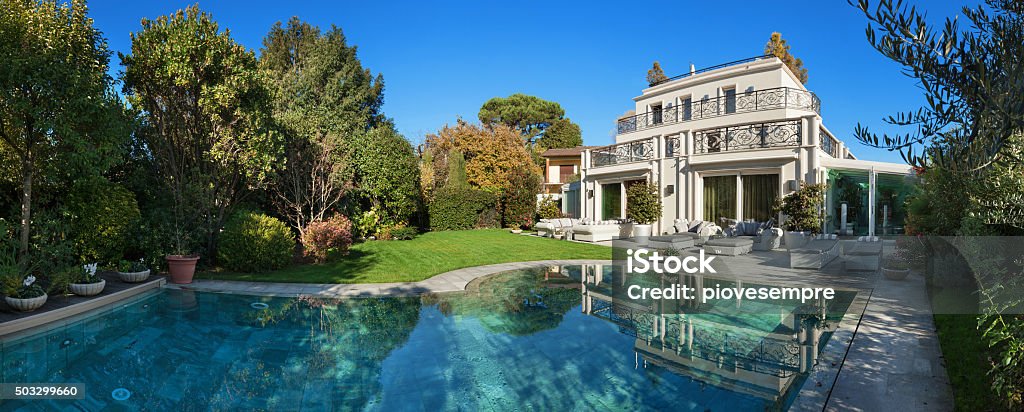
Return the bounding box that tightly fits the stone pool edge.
[0,276,166,338]
[162,259,614,298]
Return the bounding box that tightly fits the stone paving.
[162,259,612,298]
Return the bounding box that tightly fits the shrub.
[774,183,825,233]
[385,225,419,240]
[218,212,295,272]
[66,181,141,264]
[429,187,498,231]
[626,182,662,224]
[301,215,354,263]
[500,167,540,229]
[537,195,562,220]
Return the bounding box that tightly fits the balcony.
[590,139,654,167]
[819,127,841,157]
[694,120,801,154]
[616,87,820,135]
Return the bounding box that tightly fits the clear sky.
[87,0,967,164]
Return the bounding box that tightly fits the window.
[559,165,574,183]
[601,183,621,220]
[724,87,736,114]
[651,104,663,125]
[681,97,692,120]
[703,176,736,225]
[741,174,779,222]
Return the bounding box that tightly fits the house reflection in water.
[576,264,836,405]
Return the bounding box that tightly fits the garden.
[0,2,595,314]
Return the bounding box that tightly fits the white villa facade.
[563,56,915,237]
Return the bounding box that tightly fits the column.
[807,115,821,184]
[868,168,876,236]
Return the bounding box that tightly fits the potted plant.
[3,275,47,312]
[116,259,151,283]
[882,251,911,280]
[626,182,663,245]
[69,263,106,296]
[774,183,825,249]
[166,229,199,284]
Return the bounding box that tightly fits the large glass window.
[875,173,914,235]
[703,176,736,225]
[601,183,621,220]
[825,169,870,236]
[742,174,779,222]
[651,104,662,125]
[682,97,692,120]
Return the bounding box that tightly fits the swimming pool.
[0,265,857,411]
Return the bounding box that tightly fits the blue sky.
[88,0,967,164]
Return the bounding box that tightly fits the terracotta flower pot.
[118,269,151,283]
[165,255,200,284]
[70,279,106,296]
[5,293,47,312]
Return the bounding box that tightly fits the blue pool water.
[0,265,854,411]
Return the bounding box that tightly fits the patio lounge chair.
[843,236,882,272]
[789,234,840,269]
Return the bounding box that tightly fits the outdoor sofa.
[789,234,841,269]
[570,219,634,242]
[723,219,784,251]
[534,218,579,238]
[645,219,722,247]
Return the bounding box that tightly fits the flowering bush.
[301,215,354,263]
[75,263,102,284]
[1,275,45,299]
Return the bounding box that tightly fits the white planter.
[5,293,47,312]
[882,268,910,280]
[70,279,106,297]
[784,231,810,249]
[633,224,653,245]
[118,269,151,283]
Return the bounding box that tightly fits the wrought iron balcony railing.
[819,128,840,158]
[617,87,820,135]
[590,139,654,167]
[694,120,802,154]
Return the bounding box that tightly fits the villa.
[561,55,915,238]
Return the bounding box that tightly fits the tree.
[259,17,384,236]
[500,167,539,229]
[121,5,282,257]
[850,0,1023,173]
[0,0,129,260]
[764,32,808,84]
[348,124,420,229]
[424,121,541,195]
[647,61,669,86]
[537,118,583,149]
[478,94,566,144]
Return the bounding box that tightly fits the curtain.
[742,174,779,222]
[601,183,621,220]
[703,176,736,224]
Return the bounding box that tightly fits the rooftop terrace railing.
[617,87,820,135]
[819,127,841,158]
[650,55,774,87]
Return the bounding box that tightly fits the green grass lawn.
[933,314,1006,411]
[199,229,611,284]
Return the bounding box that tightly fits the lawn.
[200,229,611,284]
[933,314,1006,411]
